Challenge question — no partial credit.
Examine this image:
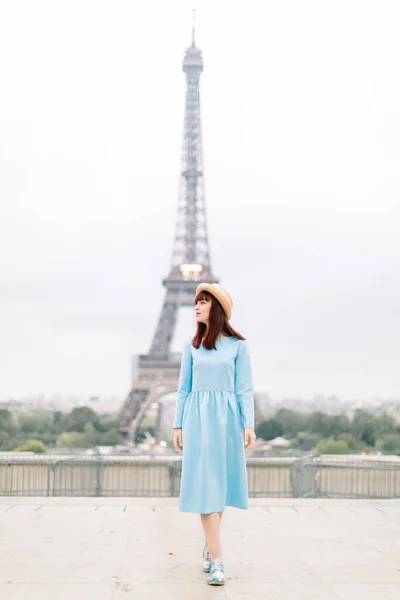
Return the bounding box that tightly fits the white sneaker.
[207,558,225,586]
[202,546,211,573]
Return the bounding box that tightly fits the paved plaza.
[0,496,399,600]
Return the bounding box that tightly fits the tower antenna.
[192,8,196,46]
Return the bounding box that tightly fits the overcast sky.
[0,1,399,402]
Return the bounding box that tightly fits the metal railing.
[0,455,399,498]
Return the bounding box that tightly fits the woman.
[172,282,256,586]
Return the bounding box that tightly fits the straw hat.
[195,283,233,321]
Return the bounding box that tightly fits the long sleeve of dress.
[172,340,193,428]
[234,340,255,429]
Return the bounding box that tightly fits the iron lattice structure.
[117,30,218,443]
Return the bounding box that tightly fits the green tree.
[56,432,90,449]
[351,410,376,444]
[0,430,10,445]
[53,411,62,425]
[38,432,58,446]
[337,433,359,450]
[317,439,350,455]
[65,407,105,433]
[308,412,336,437]
[18,415,41,434]
[13,440,47,453]
[374,413,397,437]
[328,414,351,437]
[0,438,17,451]
[99,428,124,446]
[274,409,308,437]
[18,411,56,436]
[83,422,101,446]
[101,418,120,430]
[378,434,400,454]
[0,409,16,435]
[295,432,321,451]
[361,425,376,447]
[256,419,284,441]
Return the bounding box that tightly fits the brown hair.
[192,290,245,350]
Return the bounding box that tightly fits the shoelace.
[211,558,224,573]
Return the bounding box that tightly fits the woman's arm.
[234,340,255,429]
[172,340,193,429]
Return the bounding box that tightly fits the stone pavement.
[0,497,399,600]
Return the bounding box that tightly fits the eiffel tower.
[117,27,218,444]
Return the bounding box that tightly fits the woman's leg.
[203,511,224,547]
[201,513,222,560]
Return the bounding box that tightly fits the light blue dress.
[173,336,255,514]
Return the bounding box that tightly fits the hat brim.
[196,283,232,321]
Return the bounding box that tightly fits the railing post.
[168,462,175,497]
[46,462,51,497]
[290,454,318,498]
[168,460,181,497]
[95,458,103,497]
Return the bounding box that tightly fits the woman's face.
[195,297,211,325]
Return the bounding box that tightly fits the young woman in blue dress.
[173,282,256,586]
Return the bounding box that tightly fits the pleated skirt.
[179,390,249,514]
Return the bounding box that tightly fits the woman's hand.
[244,428,256,452]
[173,428,183,451]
